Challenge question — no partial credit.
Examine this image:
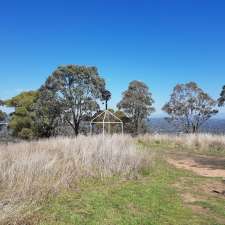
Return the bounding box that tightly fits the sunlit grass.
[138,133,225,156]
[33,159,225,225]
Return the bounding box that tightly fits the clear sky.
[0,0,225,116]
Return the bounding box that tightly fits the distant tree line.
[0,64,224,139]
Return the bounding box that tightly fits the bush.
[18,128,34,140]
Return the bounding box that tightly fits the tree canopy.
[102,90,111,110]
[44,65,107,136]
[117,80,155,134]
[33,87,62,138]
[5,91,39,139]
[5,91,39,110]
[162,82,218,133]
[2,65,224,138]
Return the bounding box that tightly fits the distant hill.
[149,118,225,134]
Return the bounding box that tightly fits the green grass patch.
[33,159,225,225]
[194,199,225,218]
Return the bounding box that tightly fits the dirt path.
[167,154,225,178]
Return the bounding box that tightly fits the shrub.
[18,128,34,140]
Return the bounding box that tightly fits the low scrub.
[0,135,149,222]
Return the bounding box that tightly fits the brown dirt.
[200,180,225,197]
[1,214,41,225]
[180,192,199,203]
[173,176,225,199]
[167,154,225,179]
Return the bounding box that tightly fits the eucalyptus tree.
[117,80,155,134]
[33,87,62,137]
[162,82,218,133]
[44,65,107,136]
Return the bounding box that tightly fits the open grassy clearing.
[138,134,225,157]
[0,135,149,223]
[11,159,225,225]
[1,134,225,225]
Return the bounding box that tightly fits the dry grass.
[139,133,225,155]
[2,133,225,223]
[0,135,149,222]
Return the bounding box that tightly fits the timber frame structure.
[90,110,123,136]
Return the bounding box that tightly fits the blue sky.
[0,0,225,116]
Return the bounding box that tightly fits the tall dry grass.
[139,133,225,154]
[0,135,149,221]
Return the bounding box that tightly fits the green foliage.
[6,91,38,139]
[5,91,39,109]
[111,110,130,134]
[44,65,107,136]
[18,128,33,140]
[114,110,129,122]
[162,82,218,133]
[33,87,62,138]
[117,80,155,134]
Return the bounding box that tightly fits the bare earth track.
[167,153,225,199]
[167,154,225,178]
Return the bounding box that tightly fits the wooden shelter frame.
[90,110,123,136]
